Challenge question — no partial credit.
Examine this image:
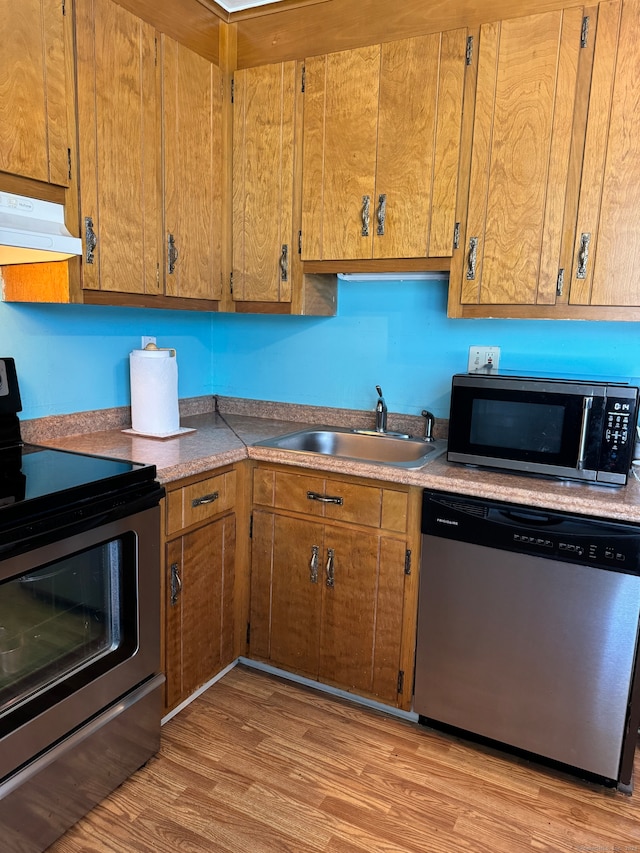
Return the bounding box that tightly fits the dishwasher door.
[414,492,640,783]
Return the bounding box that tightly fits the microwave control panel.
[599,391,639,477]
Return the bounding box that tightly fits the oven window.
[0,535,136,720]
[470,399,566,453]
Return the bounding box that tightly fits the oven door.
[0,505,160,782]
[447,376,607,481]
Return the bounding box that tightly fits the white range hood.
[0,192,82,265]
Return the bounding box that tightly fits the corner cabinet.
[163,468,238,713]
[301,30,467,262]
[232,61,336,315]
[449,0,640,320]
[249,464,422,711]
[0,0,71,186]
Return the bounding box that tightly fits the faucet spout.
[421,409,436,442]
[375,385,387,433]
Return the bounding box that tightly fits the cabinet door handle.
[309,544,319,584]
[170,562,182,607]
[361,195,371,237]
[307,491,344,506]
[466,236,478,280]
[325,548,335,588]
[84,216,97,264]
[191,491,219,508]
[376,193,387,236]
[167,233,179,275]
[576,232,591,280]
[280,244,289,282]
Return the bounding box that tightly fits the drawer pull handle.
[466,236,478,280]
[361,195,371,237]
[192,491,219,508]
[576,232,591,280]
[307,491,343,506]
[326,548,335,588]
[170,562,182,607]
[309,544,319,584]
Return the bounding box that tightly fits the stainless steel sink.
[254,426,446,469]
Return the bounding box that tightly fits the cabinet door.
[373,30,466,259]
[165,515,236,710]
[162,35,222,301]
[569,0,640,307]
[302,46,380,260]
[459,8,583,306]
[319,528,405,701]
[232,61,297,303]
[251,511,324,677]
[75,0,159,295]
[0,0,70,185]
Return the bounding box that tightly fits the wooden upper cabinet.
[232,61,297,303]
[0,0,70,186]
[569,0,640,307]
[75,0,159,295]
[301,31,467,262]
[455,7,583,308]
[162,35,223,302]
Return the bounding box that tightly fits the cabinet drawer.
[253,467,408,533]
[167,470,236,535]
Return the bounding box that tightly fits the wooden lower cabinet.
[249,465,421,710]
[163,468,239,713]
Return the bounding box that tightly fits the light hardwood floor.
[48,664,640,852]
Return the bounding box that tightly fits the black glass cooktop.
[0,443,164,554]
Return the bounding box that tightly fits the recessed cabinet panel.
[162,35,222,301]
[75,0,159,294]
[461,9,581,306]
[233,62,296,303]
[570,0,640,307]
[0,0,69,185]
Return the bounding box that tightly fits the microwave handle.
[577,395,593,469]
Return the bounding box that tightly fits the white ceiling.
[217,0,283,10]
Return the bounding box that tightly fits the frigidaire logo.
[436,517,459,526]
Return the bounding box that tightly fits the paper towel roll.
[129,348,180,436]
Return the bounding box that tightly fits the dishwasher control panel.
[423,489,640,573]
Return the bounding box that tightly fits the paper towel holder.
[142,342,176,357]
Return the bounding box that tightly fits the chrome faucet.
[421,409,436,442]
[375,385,387,433]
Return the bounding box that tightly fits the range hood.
[0,192,82,265]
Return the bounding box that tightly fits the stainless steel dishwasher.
[414,489,640,790]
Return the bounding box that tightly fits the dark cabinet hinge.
[397,670,405,694]
[246,622,251,645]
[453,222,460,250]
[231,78,235,103]
[556,268,565,297]
[298,230,302,254]
[466,36,473,66]
[249,513,253,539]
[581,16,590,48]
[229,271,234,295]
[61,0,66,15]
[301,64,306,93]
[404,549,412,575]
[67,148,72,181]
[154,37,158,66]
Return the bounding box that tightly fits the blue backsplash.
[2,277,639,421]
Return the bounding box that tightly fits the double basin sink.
[254,426,446,469]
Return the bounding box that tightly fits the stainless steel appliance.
[0,358,165,852]
[414,489,640,791]
[447,372,639,485]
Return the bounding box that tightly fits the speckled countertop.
[22,396,640,524]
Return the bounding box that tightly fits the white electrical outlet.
[468,345,501,373]
[141,336,156,349]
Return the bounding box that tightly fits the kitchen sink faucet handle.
[375,386,387,433]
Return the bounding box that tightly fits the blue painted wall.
[2,277,640,421]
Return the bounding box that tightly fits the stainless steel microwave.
[447,373,640,485]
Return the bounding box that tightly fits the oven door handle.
[577,395,593,470]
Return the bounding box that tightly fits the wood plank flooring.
[48,664,640,852]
